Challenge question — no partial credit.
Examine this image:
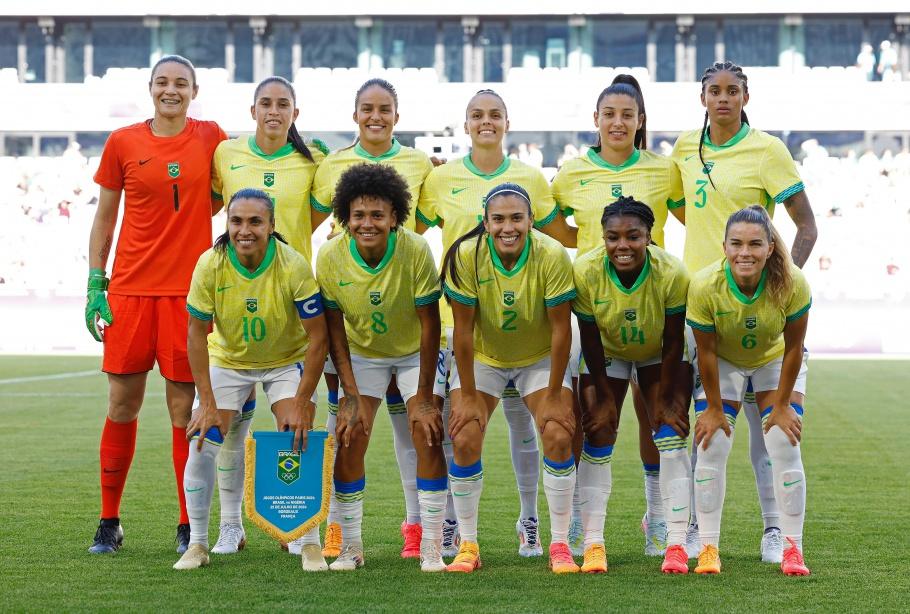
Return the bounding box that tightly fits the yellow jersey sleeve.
[310,155,338,213]
[664,257,690,315]
[186,250,217,321]
[550,163,571,215]
[289,251,322,307]
[527,170,559,228]
[413,239,443,306]
[784,267,812,322]
[571,254,596,321]
[667,160,685,211]
[315,237,341,309]
[685,265,718,332]
[211,144,225,200]
[540,240,576,307]
[762,137,805,203]
[416,166,442,227]
[443,240,479,307]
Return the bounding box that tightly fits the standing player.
[85,55,226,554]
[416,89,576,557]
[311,78,434,559]
[551,75,685,556]
[316,163,448,572]
[174,189,328,571]
[572,197,690,574]
[442,183,578,575]
[686,205,811,577]
[208,76,328,555]
[671,61,817,561]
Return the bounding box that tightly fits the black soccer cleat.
[88,518,123,554]
[176,523,191,554]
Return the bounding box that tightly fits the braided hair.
[600,196,655,242]
[594,74,647,150]
[698,61,750,189]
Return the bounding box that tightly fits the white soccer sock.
[185,438,220,547]
[216,415,252,524]
[417,480,448,543]
[658,449,692,546]
[572,478,582,521]
[449,461,483,543]
[763,425,806,549]
[335,477,365,544]
[441,395,457,524]
[325,391,340,526]
[744,400,781,530]
[501,392,540,519]
[387,396,420,525]
[299,526,321,545]
[578,444,612,548]
[543,456,577,544]
[643,463,664,524]
[694,428,734,548]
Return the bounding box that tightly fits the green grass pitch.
[0,356,907,612]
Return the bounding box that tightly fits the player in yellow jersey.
[671,61,818,562]
[416,89,577,557]
[552,75,685,557]
[686,206,811,577]
[174,189,329,572]
[312,79,435,558]
[571,197,690,574]
[441,183,578,575]
[315,163,448,573]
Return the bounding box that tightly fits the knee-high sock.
[185,427,223,547]
[693,407,736,548]
[417,477,448,544]
[99,417,138,519]
[172,426,191,525]
[643,463,664,525]
[502,388,540,520]
[744,396,780,530]
[441,394,456,524]
[449,460,483,543]
[335,476,365,545]
[217,402,253,524]
[578,443,612,548]
[325,389,340,526]
[387,394,420,525]
[654,425,692,547]
[762,405,807,549]
[543,456,577,544]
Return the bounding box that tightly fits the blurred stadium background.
[2,1,909,355]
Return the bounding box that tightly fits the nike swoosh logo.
[715,310,734,316]
[217,285,233,292]
[594,299,611,305]
[230,164,246,170]
[453,491,470,497]
[695,477,715,484]
[217,466,237,472]
[138,158,152,166]
[427,507,443,513]
[436,378,446,385]
[452,187,467,195]
[185,487,203,493]
[580,178,595,186]
[672,506,688,512]
[478,278,493,285]
[684,154,697,161]
[339,281,354,287]
[522,437,535,444]
[343,516,354,520]
[783,479,802,487]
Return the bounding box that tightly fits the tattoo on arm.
[99,236,112,263]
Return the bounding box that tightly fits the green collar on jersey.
[354,138,401,161]
[703,123,750,151]
[228,236,276,279]
[349,228,398,274]
[464,154,510,179]
[724,259,767,304]
[587,147,641,171]
[605,249,651,294]
[487,233,530,277]
[248,136,295,160]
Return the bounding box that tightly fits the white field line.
[0,370,100,385]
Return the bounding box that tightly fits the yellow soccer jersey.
[316,228,441,359]
[443,230,575,368]
[551,148,684,257]
[311,139,432,232]
[212,136,328,265]
[416,155,560,329]
[573,245,689,362]
[671,124,804,272]
[187,238,323,369]
[686,259,811,369]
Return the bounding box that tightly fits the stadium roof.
[7,0,909,17]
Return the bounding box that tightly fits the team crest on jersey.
[246,298,258,313]
[503,291,515,306]
[624,309,637,322]
[276,450,300,485]
[370,291,382,305]
[263,172,275,188]
[611,184,622,198]
[167,162,180,178]
[702,161,715,174]
[745,316,757,330]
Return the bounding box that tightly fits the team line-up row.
[83,54,817,578]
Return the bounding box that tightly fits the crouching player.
[173,189,329,571]
[442,183,579,574]
[572,197,691,574]
[687,205,811,576]
[315,164,448,572]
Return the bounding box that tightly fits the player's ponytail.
[725,205,792,307]
[593,74,647,150]
[253,76,314,162]
[698,61,750,189]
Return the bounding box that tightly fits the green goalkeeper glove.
[86,268,113,342]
